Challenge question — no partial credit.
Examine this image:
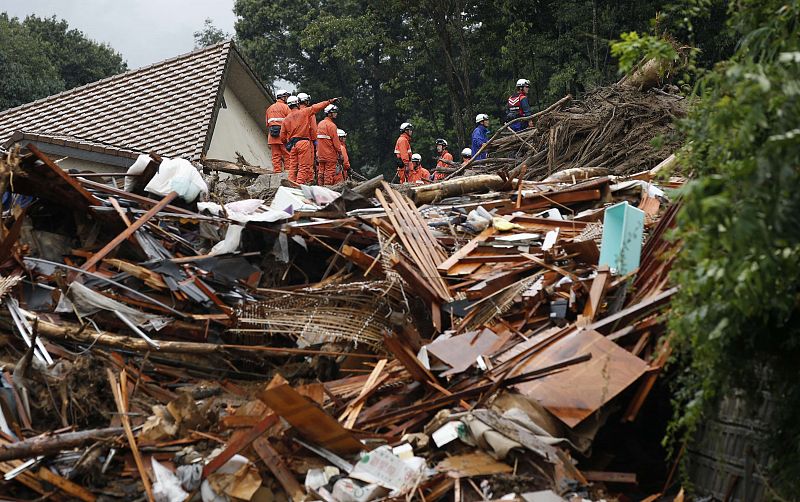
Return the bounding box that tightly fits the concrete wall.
[206,85,273,169]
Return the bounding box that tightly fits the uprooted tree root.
[482,85,687,179]
[29,354,117,430]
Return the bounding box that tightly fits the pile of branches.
[476,85,687,179]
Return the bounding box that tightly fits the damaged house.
[0,41,273,173]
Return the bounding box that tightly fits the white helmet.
[297,92,310,104]
[276,89,290,99]
[324,104,338,115]
[411,153,422,162]
[337,128,347,137]
[461,147,472,158]
[516,78,530,88]
[286,95,300,107]
[400,122,414,132]
[475,113,489,124]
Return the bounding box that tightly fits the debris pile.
[0,133,684,501]
[467,86,686,180]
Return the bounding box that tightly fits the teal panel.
[598,201,645,275]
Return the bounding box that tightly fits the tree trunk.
[353,175,385,197]
[409,174,508,204]
[618,58,668,91]
[0,427,123,462]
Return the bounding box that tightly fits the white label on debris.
[349,446,418,492]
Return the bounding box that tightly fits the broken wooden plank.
[577,265,610,325]
[583,470,637,484]
[514,329,648,428]
[436,451,512,478]
[107,369,154,502]
[438,227,497,272]
[258,382,363,455]
[203,411,279,477]
[252,437,306,502]
[39,467,97,501]
[18,144,101,209]
[341,244,382,276]
[339,359,388,429]
[81,191,178,272]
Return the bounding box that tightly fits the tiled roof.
[0,42,234,160]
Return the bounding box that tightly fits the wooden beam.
[79,179,196,216]
[81,191,178,271]
[107,370,153,502]
[252,437,305,502]
[39,467,97,501]
[203,412,279,478]
[583,470,637,484]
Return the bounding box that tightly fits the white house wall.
[206,85,273,169]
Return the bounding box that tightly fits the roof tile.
[0,42,233,160]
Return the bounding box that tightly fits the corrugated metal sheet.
[0,42,232,160]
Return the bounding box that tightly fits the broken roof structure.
[0,41,273,171]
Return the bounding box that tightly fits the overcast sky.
[2,0,237,69]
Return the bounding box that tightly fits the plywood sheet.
[258,383,363,454]
[514,329,648,428]
[426,328,501,375]
[436,451,513,478]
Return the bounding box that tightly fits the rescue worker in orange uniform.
[316,104,344,186]
[432,138,453,181]
[407,153,430,183]
[265,89,291,173]
[394,122,414,183]
[460,147,473,164]
[281,94,339,185]
[337,129,351,183]
[282,95,301,179]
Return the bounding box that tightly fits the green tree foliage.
[610,32,678,74]
[657,0,736,70]
[194,18,230,48]
[234,0,674,178]
[0,14,126,111]
[668,0,800,493]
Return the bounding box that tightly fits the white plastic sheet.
[198,200,291,224]
[124,154,151,192]
[145,157,208,202]
[152,457,189,502]
[210,224,244,255]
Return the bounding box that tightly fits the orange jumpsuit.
[280,100,332,184]
[394,133,412,183]
[338,143,350,183]
[407,164,430,183]
[316,117,343,186]
[266,100,290,173]
[433,150,453,181]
